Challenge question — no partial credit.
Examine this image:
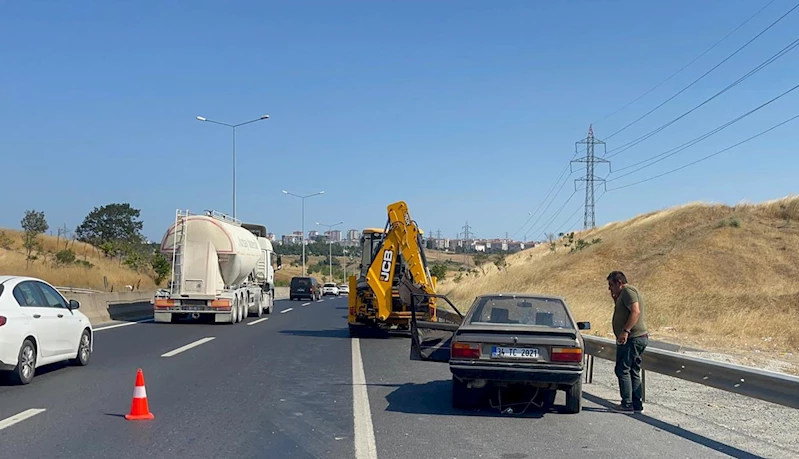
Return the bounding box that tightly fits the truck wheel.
[231,298,240,324]
[254,293,263,318]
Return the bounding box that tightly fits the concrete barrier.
[60,291,155,325]
[63,287,291,325]
[274,286,289,300]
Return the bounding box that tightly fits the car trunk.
[454,324,581,365]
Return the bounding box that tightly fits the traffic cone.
[125,368,154,420]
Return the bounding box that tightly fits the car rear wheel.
[564,379,583,413]
[452,376,477,410]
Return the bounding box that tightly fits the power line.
[530,190,579,238]
[593,0,778,126]
[510,161,573,239]
[519,168,574,239]
[607,112,799,192]
[606,34,799,159]
[603,0,799,142]
[609,80,799,180]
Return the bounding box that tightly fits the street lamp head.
[196,116,207,121]
[260,115,270,120]
[318,191,325,195]
[281,190,288,194]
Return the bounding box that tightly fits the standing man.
[607,271,648,413]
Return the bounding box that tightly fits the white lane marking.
[161,337,215,357]
[94,318,154,331]
[302,302,311,306]
[0,409,46,432]
[317,299,324,303]
[247,318,269,326]
[280,308,293,314]
[352,338,378,459]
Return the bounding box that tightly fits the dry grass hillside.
[0,228,159,291]
[439,195,799,370]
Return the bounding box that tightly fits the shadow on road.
[0,361,72,386]
[368,380,595,419]
[279,329,350,339]
[582,392,768,459]
[334,306,348,310]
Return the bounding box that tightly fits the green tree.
[75,203,145,251]
[55,249,76,265]
[430,263,448,280]
[21,209,48,268]
[151,251,171,284]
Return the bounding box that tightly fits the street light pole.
[282,190,325,276]
[316,221,343,281]
[196,114,269,219]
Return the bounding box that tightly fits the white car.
[338,284,349,294]
[322,283,339,296]
[0,276,93,385]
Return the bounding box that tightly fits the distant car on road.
[290,276,321,301]
[337,284,349,295]
[322,283,339,296]
[410,293,590,414]
[0,276,93,385]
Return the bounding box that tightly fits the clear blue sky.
[2,0,797,243]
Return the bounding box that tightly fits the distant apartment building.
[266,232,276,241]
[347,229,361,241]
[308,230,319,239]
[328,230,343,242]
[282,234,301,245]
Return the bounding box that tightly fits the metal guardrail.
[582,335,799,410]
[55,286,103,294]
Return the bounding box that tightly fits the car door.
[35,281,83,356]
[409,293,465,363]
[12,281,60,358]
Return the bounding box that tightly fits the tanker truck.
[153,209,281,324]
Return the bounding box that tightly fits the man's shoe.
[611,403,634,413]
[633,405,643,413]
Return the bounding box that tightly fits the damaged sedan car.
[409,293,590,414]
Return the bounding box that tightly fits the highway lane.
[358,332,745,459]
[0,296,354,459]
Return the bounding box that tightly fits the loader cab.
[358,228,386,279]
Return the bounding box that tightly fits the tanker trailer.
[154,209,271,324]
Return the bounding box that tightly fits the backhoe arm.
[365,201,436,321]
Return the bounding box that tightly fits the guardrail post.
[584,354,594,384]
[641,369,646,402]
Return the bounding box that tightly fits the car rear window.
[467,296,573,329]
[324,283,335,287]
[291,278,311,287]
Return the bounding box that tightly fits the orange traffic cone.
[125,368,154,420]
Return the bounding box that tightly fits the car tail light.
[0,316,6,326]
[451,342,480,359]
[551,347,582,362]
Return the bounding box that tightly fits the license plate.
[491,347,539,359]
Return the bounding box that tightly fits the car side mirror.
[577,321,590,330]
[69,299,80,310]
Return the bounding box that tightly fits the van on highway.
[289,276,321,301]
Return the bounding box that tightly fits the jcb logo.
[379,250,393,282]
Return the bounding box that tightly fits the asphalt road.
[0,296,765,459]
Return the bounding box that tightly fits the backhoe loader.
[347,201,442,337]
